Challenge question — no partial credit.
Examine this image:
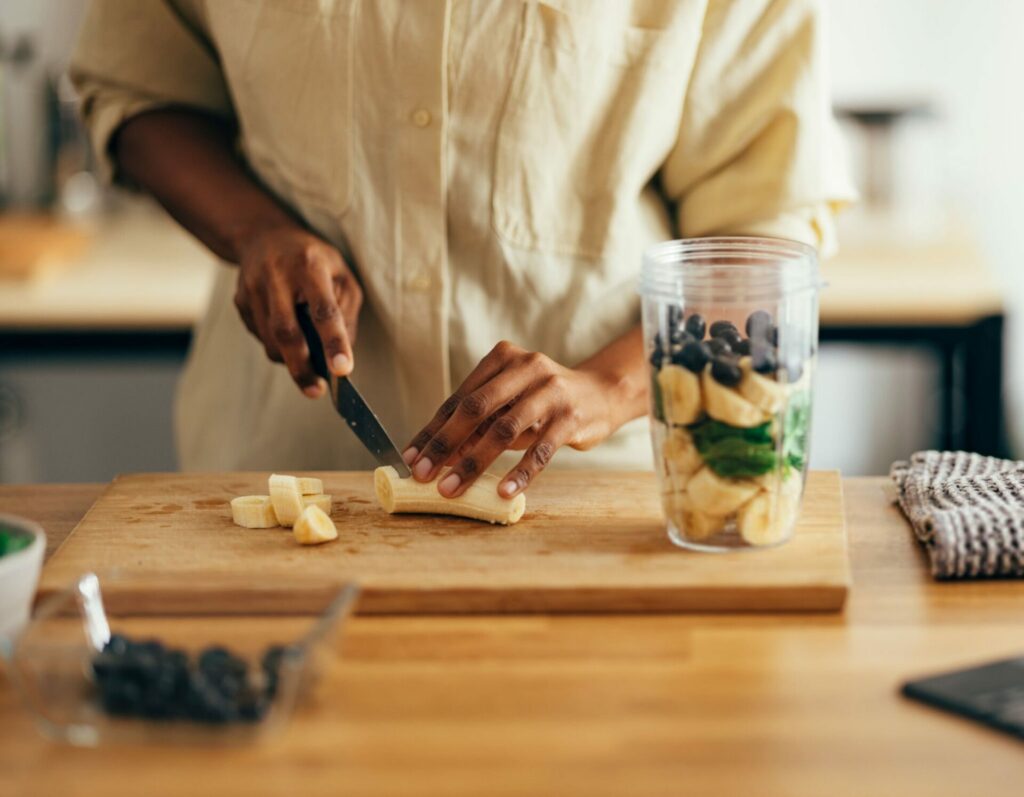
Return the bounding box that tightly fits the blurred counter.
[0,200,216,331]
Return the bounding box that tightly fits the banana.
[701,369,768,428]
[269,473,304,527]
[739,473,804,546]
[684,511,726,542]
[375,466,526,525]
[686,466,759,516]
[292,505,338,545]
[296,477,323,496]
[663,427,702,486]
[658,365,702,426]
[737,357,789,414]
[230,495,278,529]
[302,494,332,514]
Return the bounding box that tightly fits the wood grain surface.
[37,470,849,614]
[2,478,1023,797]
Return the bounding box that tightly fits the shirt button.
[406,272,432,291]
[410,108,432,128]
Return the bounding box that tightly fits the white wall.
[826,0,1024,462]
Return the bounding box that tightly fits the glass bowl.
[0,572,359,746]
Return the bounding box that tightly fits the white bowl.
[0,514,46,642]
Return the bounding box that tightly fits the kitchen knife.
[296,305,412,477]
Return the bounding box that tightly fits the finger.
[264,275,324,398]
[336,273,363,346]
[402,341,521,463]
[437,387,555,497]
[306,266,353,376]
[248,290,284,364]
[497,413,574,498]
[411,359,546,483]
[234,285,260,339]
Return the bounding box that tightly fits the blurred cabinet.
[0,346,185,483]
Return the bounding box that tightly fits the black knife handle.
[296,304,331,381]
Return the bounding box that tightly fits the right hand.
[234,225,363,397]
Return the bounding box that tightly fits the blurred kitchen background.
[0,0,1021,482]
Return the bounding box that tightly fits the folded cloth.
[891,451,1024,579]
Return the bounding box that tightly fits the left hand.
[403,341,629,499]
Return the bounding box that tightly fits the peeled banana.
[663,428,702,476]
[230,495,278,529]
[296,477,323,496]
[683,510,727,542]
[685,466,759,517]
[738,474,804,546]
[738,357,789,414]
[702,369,768,428]
[302,494,332,514]
[374,466,526,525]
[292,505,339,545]
[269,473,304,527]
[658,365,702,426]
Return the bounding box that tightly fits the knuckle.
[426,434,452,458]
[543,373,567,394]
[459,392,489,420]
[531,441,556,468]
[410,431,432,450]
[311,299,340,323]
[492,340,517,359]
[523,351,545,369]
[272,322,303,346]
[439,394,462,419]
[510,467,532,489]
[492,415,522,445]
[456,457,480,477]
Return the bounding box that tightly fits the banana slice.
[702,369,769,428]
[302,494,332,514]
[663,427,703,487]
[686,466,759,516]
[292,505,339,545]
[658,365,702,426]
[296,477,323,496]
[375,466,526,525]
[738,357,789,414]
[739,474,804,546]
[230,495,278,529]
[269,474,304,527]
[737,491,783,546]
[683,511,727,542]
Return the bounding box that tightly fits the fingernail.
[303,383,322,399]
[413,457,434,480]
[499,480,518,498]
[331,354,350,373]
[438,472,461,496]
[402,447,418,465]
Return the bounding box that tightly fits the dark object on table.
[902,656,1024,741]
[890,451,1024,579]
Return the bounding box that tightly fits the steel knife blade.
[296,305,412,477]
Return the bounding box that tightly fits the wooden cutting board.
[38,470,850,615]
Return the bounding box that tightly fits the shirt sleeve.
[69,0,233,183]
[661,0,857,256]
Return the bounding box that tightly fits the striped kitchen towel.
[890,451,1024,579]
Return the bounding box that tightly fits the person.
[71,0,853,500]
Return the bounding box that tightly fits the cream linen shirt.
[71,0,854,472]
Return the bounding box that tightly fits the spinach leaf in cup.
[688,418,777,478]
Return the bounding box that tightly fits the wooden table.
[2,479,1022,796]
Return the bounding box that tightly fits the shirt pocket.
[492,2,691,259]
[207,0,355,213]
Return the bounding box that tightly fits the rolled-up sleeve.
[69,0,233,183]
[661,0,857,255]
